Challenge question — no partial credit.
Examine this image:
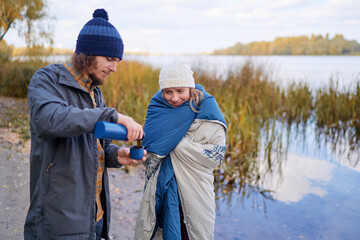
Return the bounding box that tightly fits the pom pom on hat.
[93,8,109,20]
[159,62,195,90]
[75,8,124,60]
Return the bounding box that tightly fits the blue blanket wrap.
[142,84,226,239]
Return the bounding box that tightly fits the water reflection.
[316,126,360,170]
[214,120,360,239]
[331,143,360,173]
[260,153,332,203]
[215,119,359,200]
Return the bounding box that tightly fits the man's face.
[87,56,120,85]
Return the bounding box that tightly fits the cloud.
[4,0,360,54]
[259,153,333,203]
[267,0,314,9]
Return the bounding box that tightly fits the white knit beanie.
[158,62,195,90]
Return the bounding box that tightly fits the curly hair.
[70,53,96,74]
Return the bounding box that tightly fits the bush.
[0,41,13,62]
[0,60,46,98]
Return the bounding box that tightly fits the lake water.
[31,54,360,89]
[123,55,360,239]
[214,122,360,240]
[125,55,360,89]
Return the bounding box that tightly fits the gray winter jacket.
[24,64,122,240]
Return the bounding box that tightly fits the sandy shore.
[0,97,146,240]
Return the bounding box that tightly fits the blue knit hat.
[75,9,124,60]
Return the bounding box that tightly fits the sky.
[4,0,360,55]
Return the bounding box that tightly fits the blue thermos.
[93,121,128,140]
[94,121,145,160]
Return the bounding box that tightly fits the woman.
[135,62,227,240]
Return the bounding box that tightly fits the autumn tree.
[213,34,360,55]
[0,0,53,47]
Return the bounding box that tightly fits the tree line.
[213,34,360,55]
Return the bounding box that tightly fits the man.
[24,8,145,240]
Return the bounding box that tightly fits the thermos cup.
[129,145,145,160]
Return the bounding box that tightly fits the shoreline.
[0,95,146,239]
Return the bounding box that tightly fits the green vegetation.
[12,46,73,56]
[214,34,360,55]
[0,40,12,61]
[0,57,47,97]
[0,55,358,196]
[99,59,360,192]
[314,81,360,161]
[0,41,50,98]
[101,60,160,125]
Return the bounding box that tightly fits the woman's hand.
[117,147,146,165]
[117,113,144,142]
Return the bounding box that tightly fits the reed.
[56,59,360,191]
[101,60,160,124]
[2,57,357,196]
[315,79,359,128]
[314,80,360,158]
[0,57,349,191]
[101,60,288,188]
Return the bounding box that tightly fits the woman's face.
[163,87,191,107]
